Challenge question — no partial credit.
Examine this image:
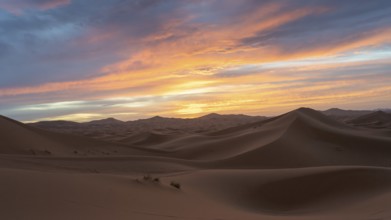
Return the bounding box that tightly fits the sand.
[1,108,391,220]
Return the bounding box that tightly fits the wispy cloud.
[0,0,71,14]
[0,0,390,121]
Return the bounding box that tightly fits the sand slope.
[217,108,391,168]
[1,108,391,220]
[0,115,152,156]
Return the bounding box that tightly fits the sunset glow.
[1,0,390,122]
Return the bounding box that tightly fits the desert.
[1,0,391,219]
[1,108,391,219]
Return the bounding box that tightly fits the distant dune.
[348,111,391,129]
[321,108,374,122]
[1,107,391,220]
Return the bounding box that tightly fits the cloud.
[0,0,71,14]
[239,0,391,55]
[0,0,391,121]
[0,0,189,87]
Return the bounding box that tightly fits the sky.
[0,0,391,122]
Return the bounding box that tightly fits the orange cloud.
[2,1,391,122]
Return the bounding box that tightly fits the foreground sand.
[1,108,391,219]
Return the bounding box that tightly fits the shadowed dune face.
[178,167,391,214]
[250,168,391,213]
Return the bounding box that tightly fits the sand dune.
[322,108,373,122]
[0,115,153,156]
[348,110,391,129]
[122,108,391,169]
[0,115,63,155]
[217,108,391,168]
[1,107,391,219]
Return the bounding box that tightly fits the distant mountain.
[198,113,258,121]
[28,113,267,142]
[86,117,124,125]
[32,120,80,128]
[376,108,391,113]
